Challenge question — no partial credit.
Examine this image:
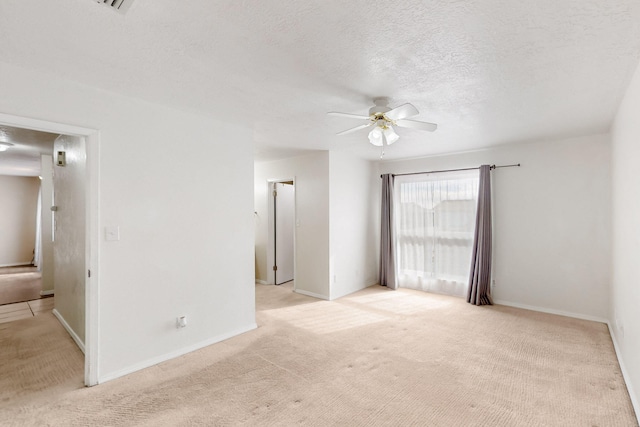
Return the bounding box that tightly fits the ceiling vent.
[95,0,134,13]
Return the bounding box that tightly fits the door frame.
[0,112,100,387]
[266,177,296,289]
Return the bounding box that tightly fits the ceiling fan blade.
[385,103,419,121]
[328,112,371,120]
[336,122,373,136]
[395,119,438,132]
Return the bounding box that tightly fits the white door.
[274,182,294,285]
[52,135,86,345]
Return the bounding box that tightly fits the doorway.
[0,112,99,386]
[267,179,295,286]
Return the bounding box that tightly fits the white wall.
[329,151,378,300]
[379,134,611,321]
[0,61,255,382]
[0,175,40,266]
[40,154,54,293]
[254,152,330,299]
[611,59,640,415]
[53,135,86,345]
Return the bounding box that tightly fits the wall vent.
[95,0,134,13]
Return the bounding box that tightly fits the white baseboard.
[294,288,329,300]
[40,290,54,296]
[0,262,33,268]
[255,279,268,285]
[52,309,85,354]
[607,322,640,425]
[98,322,258,384]
[493,299,608,324]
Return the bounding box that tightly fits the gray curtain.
[379,174,397,289]
[467,165,493,305]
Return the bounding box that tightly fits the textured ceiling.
[0,0,639,162]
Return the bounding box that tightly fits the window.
[394,170,479,297]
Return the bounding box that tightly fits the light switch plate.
[105,226,120,241]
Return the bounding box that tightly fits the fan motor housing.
[369,97,391,116]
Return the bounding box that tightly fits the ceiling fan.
[328,97,437,148]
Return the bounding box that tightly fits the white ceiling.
[0,126,58,176]
[0,0,639,162]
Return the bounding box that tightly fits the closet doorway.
[267,180,295,286]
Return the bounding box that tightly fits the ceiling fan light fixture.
[368,127,383,146]
[383,126,399,145]
[0,142,13,152]
[330,100,437,150]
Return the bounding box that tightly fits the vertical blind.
[394,170,479,297]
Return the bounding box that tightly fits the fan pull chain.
[380,146,385,159]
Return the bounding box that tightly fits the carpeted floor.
[0,266,42,306]
[0,266,38,275]
[0,282,637,426]
[0,311,84,407]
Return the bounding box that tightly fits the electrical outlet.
[176,316,187,329]
[491,279,496,289]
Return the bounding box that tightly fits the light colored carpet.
[0,283,636,426]
[0,266,38,275]
[0,266,42,306]
[0,311,84,407]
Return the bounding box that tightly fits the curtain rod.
[381,163,521,178]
